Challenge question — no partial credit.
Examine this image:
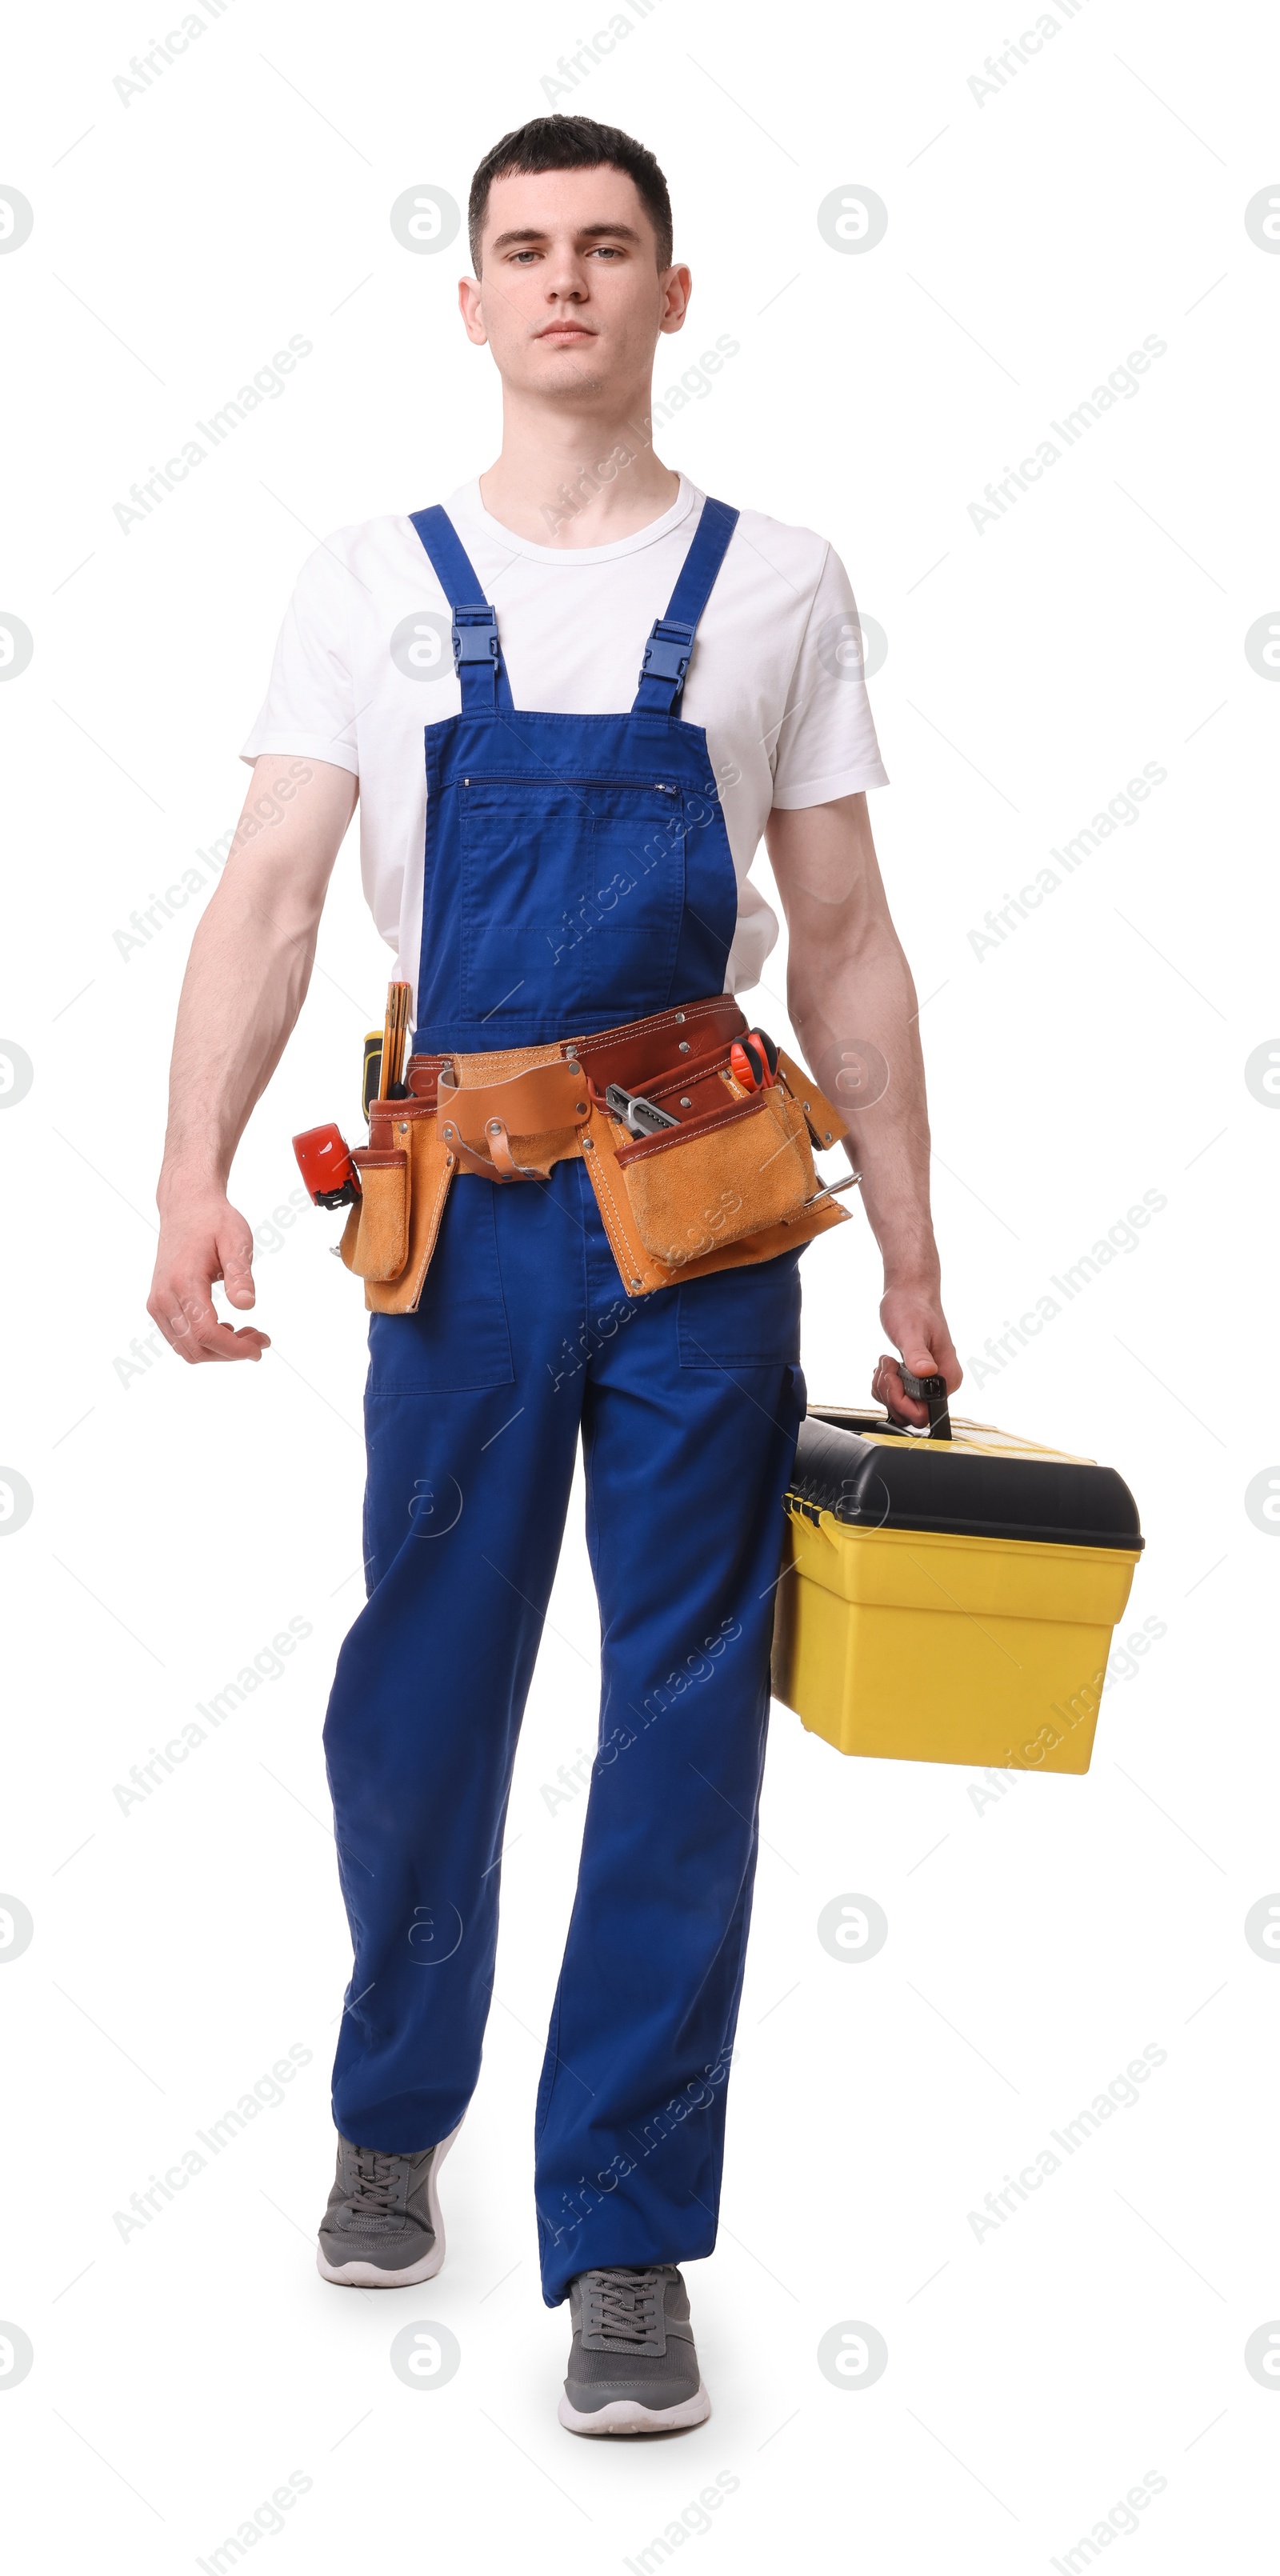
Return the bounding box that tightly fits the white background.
[2,0,1278,2566]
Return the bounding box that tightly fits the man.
[148,114,959,2435]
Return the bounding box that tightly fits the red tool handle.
[730,1028,779,1091]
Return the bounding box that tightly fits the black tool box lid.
[789,1406,1143,1553]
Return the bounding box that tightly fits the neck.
[478,382,678,547]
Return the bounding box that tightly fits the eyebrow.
[489,222,644,250]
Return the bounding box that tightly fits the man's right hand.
[147,1191,270,1364]
[144,754,358,1370]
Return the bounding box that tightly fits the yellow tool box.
[771,1402,1143,1774]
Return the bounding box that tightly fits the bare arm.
[147,755,358,1363]
[765,791,961,1426]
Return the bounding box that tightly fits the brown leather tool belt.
[339,994,853,1314]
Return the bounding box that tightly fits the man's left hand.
[872,1286,962,1428]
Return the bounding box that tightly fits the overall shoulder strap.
[409,505,514,712]
[631,496,740,716]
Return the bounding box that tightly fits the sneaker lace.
[585,2266,664,2345]
[348,2146,401,2215]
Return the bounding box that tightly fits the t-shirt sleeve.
[769,542,888,809]
[239,540,360,775]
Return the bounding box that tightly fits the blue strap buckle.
[452,604,499,670]
[640,616,696,685]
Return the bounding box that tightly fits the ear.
[658,265,693,335]
[458,275,488,346]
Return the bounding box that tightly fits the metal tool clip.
[604,1081,682,1138]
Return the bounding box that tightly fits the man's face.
[460,165,689,402]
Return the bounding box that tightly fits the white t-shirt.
[241,474,887,1002]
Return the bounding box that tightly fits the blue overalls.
[322,497,808,2304]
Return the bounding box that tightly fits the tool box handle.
[898,1368,952,1441]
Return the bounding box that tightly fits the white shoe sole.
[558,2379,711,2436]
[315,2120,462,2288]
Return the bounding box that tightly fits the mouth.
[536,322,596,343]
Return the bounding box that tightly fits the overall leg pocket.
[676,1246,803,1370]
[367,1179,514,1394]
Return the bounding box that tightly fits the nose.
[543,244,589,303]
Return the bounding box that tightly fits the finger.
[178,1302,270,1362]
[188,1320,270,1360]
[198,1265,270,1355]
[150,1279,270,1362]
[150,1278,219,1358]
[936,1336,963,1392]
[870,1353,929,1423]
[221,1258,258,1310]
[172,1318,270,1364]
[874,1354,933,1425]
[922,1316,962,1390]
[148,1278,207,1360]
[217,1217,257,1310]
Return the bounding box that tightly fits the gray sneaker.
[558,2265,710,2435]
[316,2125,462,2287]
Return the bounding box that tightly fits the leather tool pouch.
[436,1058,590,1180]
[579,1036,852,1294]
[342,1147,409,1280]
[614,1085,818,1269]
[338,1086,456,1311]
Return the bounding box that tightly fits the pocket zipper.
[458,774,684,794]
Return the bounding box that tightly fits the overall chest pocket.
[460,776,686,1024]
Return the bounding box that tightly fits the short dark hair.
[468,114,673,274]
